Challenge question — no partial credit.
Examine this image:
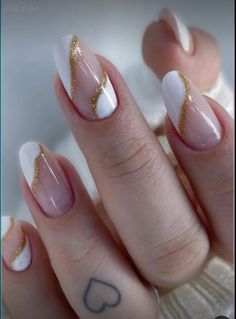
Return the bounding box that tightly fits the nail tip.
[54,34,118,120]
[1,215,13,240]
[54,35,73,98]
[159,7,191,52]
[161,70,186,131]
[11,235,32,272]
[96,76,118,119]
[161,70,179,89]
[19,141,40,163]
[162,71,222,150]
[19,141,41,186]
[54,35,73,59]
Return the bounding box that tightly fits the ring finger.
[19,144,159,319]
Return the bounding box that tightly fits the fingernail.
[161,71,222,150]
[159,8,192,52]
[1,216,31,271]
[19,142,74,217]
[54,35,118,120]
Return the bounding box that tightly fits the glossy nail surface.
[19,142,74,217]
[1,216,31,271]
[54,35,117,120]
[159,8,192,52]
[161,71,222,150]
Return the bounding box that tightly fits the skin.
[143,21,220,91]
[3,21,233,319]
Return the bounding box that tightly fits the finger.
[162,70,233,261]
[2,217,77,319]
[19,143,159,319]
[142,8,220,91]
[54,36,209,288]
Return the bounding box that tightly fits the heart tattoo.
[83,278,121,313]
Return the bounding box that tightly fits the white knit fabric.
[3,73,234,318]
[160,257,234,319]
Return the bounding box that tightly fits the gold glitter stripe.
[2,218,15,244]
[91,71,108,117]
[70,35,79,102]
[31,144,44,194]
[10,229,27,268]
[178,72,191,137]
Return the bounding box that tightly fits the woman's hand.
[2,9,233,319]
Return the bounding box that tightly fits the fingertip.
[142,11,220,90]
[204,96,233,138]
[54,73,72,110]
[2,216,32,273]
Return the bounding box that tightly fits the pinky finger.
[2,216,77,319]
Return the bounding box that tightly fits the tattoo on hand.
[83,278,121,313]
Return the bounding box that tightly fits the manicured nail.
[19,142,74,218]
[161,71,222,150]
[54,35,118,120]
[159,8,192,52]
[1,216,31,271]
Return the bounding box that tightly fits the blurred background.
[2,0,234,217]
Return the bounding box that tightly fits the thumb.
[142,8,220,91]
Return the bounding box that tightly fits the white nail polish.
[2,216,32,271]
[161,70,186,126]
[19,141,41,187]
[96,76,117,118]
[11,234,31,271]
[161,71,222,150]
[159,8,192,52]
[1,216,13,240]
[54,35,72,96]
[54,35,117,120]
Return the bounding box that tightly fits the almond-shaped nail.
[19,142,74,218]
[161,71,222,150]
[1,216,31,271]
[159,8,192,52]
[54,35,118,120]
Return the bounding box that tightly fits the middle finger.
[55,36,209,288]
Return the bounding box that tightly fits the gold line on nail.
[91,71,108,117]
[10,229,27,268]
[2,218,15,244]
[70,35,80,102]
[31,144,44,194]
[178,72,191,136]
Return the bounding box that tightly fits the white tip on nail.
[12,235,31,271]
[54,35,73,97]
[161,70,185,125]
[96,76,117,119]
[159,8,192,52]
[19,142,41,187]
[1,216,12,240]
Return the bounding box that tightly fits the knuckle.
[98,135,161,184]
[143,222,209,286]
[52,235,105,274]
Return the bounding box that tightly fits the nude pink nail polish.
[54,35,117,120]
[19,142,74,218]
[161,71,222,150]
